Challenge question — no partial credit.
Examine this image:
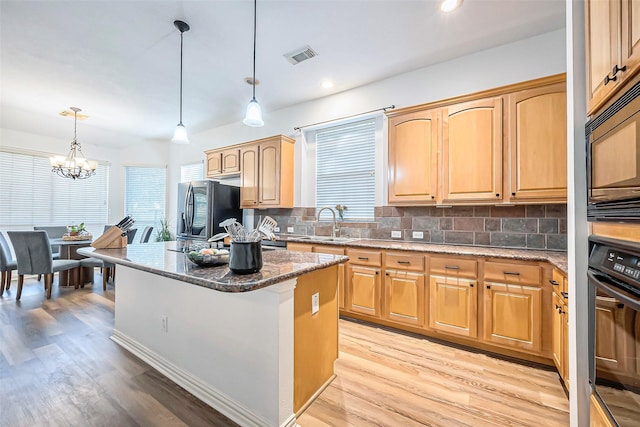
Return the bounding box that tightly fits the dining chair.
[8,231,81,300]
[0,232,17,295]
[140,226,154,243]
[33,226,66,260]
[126,228,137,244]
[79,257,113,290]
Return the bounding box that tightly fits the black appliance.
[177,180,242,241]
[586,80,640,221]
[588,236,640,426]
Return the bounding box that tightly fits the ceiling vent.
[284,45,318,65]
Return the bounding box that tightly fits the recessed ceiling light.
[321,81,334,89]
[440,0,462,13]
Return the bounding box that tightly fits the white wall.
[166,29,566,224]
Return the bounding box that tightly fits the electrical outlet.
[162,315,168,333]
[287,226,295,233]
[311,293,319,315]
[274,226,280,232]
[391,230,402,239]
[412,231,424,239]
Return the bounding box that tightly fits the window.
[315,118,376,220]
[180,162,204,182]
[124,166,166,234]
[0,149,109,235]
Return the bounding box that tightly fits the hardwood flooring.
[1,275,569,426]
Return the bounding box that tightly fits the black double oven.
[587,79,640,426]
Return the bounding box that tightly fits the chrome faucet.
[317,207,340,237]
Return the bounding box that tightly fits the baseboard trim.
[111,329,296,427]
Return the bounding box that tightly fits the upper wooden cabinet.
[388,109,439,204]
[205,147,241,178]
[442,97,503,203]
[239,135,295,209]
[586,0,640,115]
[506,83,567,202]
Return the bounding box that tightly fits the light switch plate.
[311,293,319,315]
[412,231,424,239]
[287,226,294,233]
[274,226,280,232]
[391,230,402,238]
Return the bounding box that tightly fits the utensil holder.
[229,241,262,274]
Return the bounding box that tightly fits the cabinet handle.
[503,271,520,276]
[555,304,560,310]
[375,271,379,275]
[385,272,389,276]
[604,73,617,86]
[469,283,474,287]
[496,193,500,197]
[444,265,459,270]
[431,195,435,199]
[486,285,491,289]
[612,64,627,76]
[618,303,624,309]
[397,261,410,265]
[561,292,569,299]
[358,257,369,261]
[549,280,559,286]
[511,192,516,196]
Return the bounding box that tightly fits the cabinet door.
[429,275,477,338]
[258,140,282,206]
[206,152,222,177]
[551,292,564,375]
[483,282,542,353]
[388,110,439,204]
[221,148,240,174]
[240,145,259,208]
[347,265,381,317]
[384,270,425,327]
[562,303,569,386]
[442,97,503,202]
[586,0,620,115]
[507,83,567,201]
[590,393,615,427]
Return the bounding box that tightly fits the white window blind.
[315,118,376,220]
[0,150,109,234]
[124,166,166,234]
[180,162,204,182]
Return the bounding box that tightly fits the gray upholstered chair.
[33,226,66,260]
[140,226,154,243]
[126,228,137,244]
[79,257,113,290]
[0,232,17,295]
[8,231,80,300]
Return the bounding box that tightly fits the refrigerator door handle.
[185,184,193,233]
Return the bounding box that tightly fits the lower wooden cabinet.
[483,282,542,353]
[383,269,425,327]
[552,291,568,382]
[590,393,614,427]
[428,275,477,338]
[347,265,381,317]
[313,245,346,310]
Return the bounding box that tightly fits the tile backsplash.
[256,205,567,251]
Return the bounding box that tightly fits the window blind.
[180,162,204,182]
[0,150,109,233]
[124,166,166,234]
[315,118,376,220]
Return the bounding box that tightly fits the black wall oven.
[587,80,640,221]
[588,236,640,426]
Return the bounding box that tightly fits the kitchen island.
[78,242,347,427]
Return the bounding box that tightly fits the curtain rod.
[293,105,395,132]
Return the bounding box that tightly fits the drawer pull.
[617,303,624,309]
[469,283,474,287]
[503,271,520,276]
[358,257,369,261]
[397,260,410,265]
[549,280,559,286]
[385,272,389,276]
[375,271,379,275]
[561,292,569,299]
[486,285,491,289]
[444,265,459,270]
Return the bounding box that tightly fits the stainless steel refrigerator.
[177,180,242,241]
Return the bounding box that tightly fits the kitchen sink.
[293,235,354,243]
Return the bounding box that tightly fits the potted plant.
[335,205,348,221]
[67,222,86,236]
[155,217,175,242]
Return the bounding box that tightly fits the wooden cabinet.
[314,245,346,311]
[506,83,567,202]
[586,0,640,115]
[590,393,615,427]
[388,109,439,204]
[347,265,381,317]
[551,269,569,386]
[442,97,503,203]
[429,275,477,339]
[240,135,295,209]
[383,252,426,327]
[205,147,240,178]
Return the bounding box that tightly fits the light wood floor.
[0,275,569,426]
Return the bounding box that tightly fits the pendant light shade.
[172,19,190,144]
[243,0,264,127]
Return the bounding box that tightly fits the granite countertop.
[77,242,347,293]
[280,235,568,274]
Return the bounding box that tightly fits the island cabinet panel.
[388,109,439,204]
[506,83,567,202]
[383,270,425,327]
[313,245,346,310]
[347,265,381,317]
[239,145,259,207]
[442,97,503,203]
[429,275,478,339]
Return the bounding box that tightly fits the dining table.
[49,238,94,287]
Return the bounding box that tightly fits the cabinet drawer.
[430,256,477,278]
[313,245,345,256]
[348,249,382,267]
[287,242,313,253]
[551,268,568,301]
[484,261,541,285]
[385,252,425,271]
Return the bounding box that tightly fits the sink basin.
[292,235,353,243]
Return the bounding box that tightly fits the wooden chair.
[7,231,81,300]
[0,232,17,295]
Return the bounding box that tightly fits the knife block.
[91,226,127,249]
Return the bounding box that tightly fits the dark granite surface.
[77,242,347,293]
[279,235,568,274]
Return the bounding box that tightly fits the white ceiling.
[0,0,565,149]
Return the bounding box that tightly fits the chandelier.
[50,107,97,180]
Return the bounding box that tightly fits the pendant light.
[50,107,97,180]
[243,0,264,127]
[172,19,191,144]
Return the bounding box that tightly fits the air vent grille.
[284,45,318,65]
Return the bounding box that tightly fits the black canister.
[229,241,263,274]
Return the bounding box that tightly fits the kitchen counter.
[279,235,568,273]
